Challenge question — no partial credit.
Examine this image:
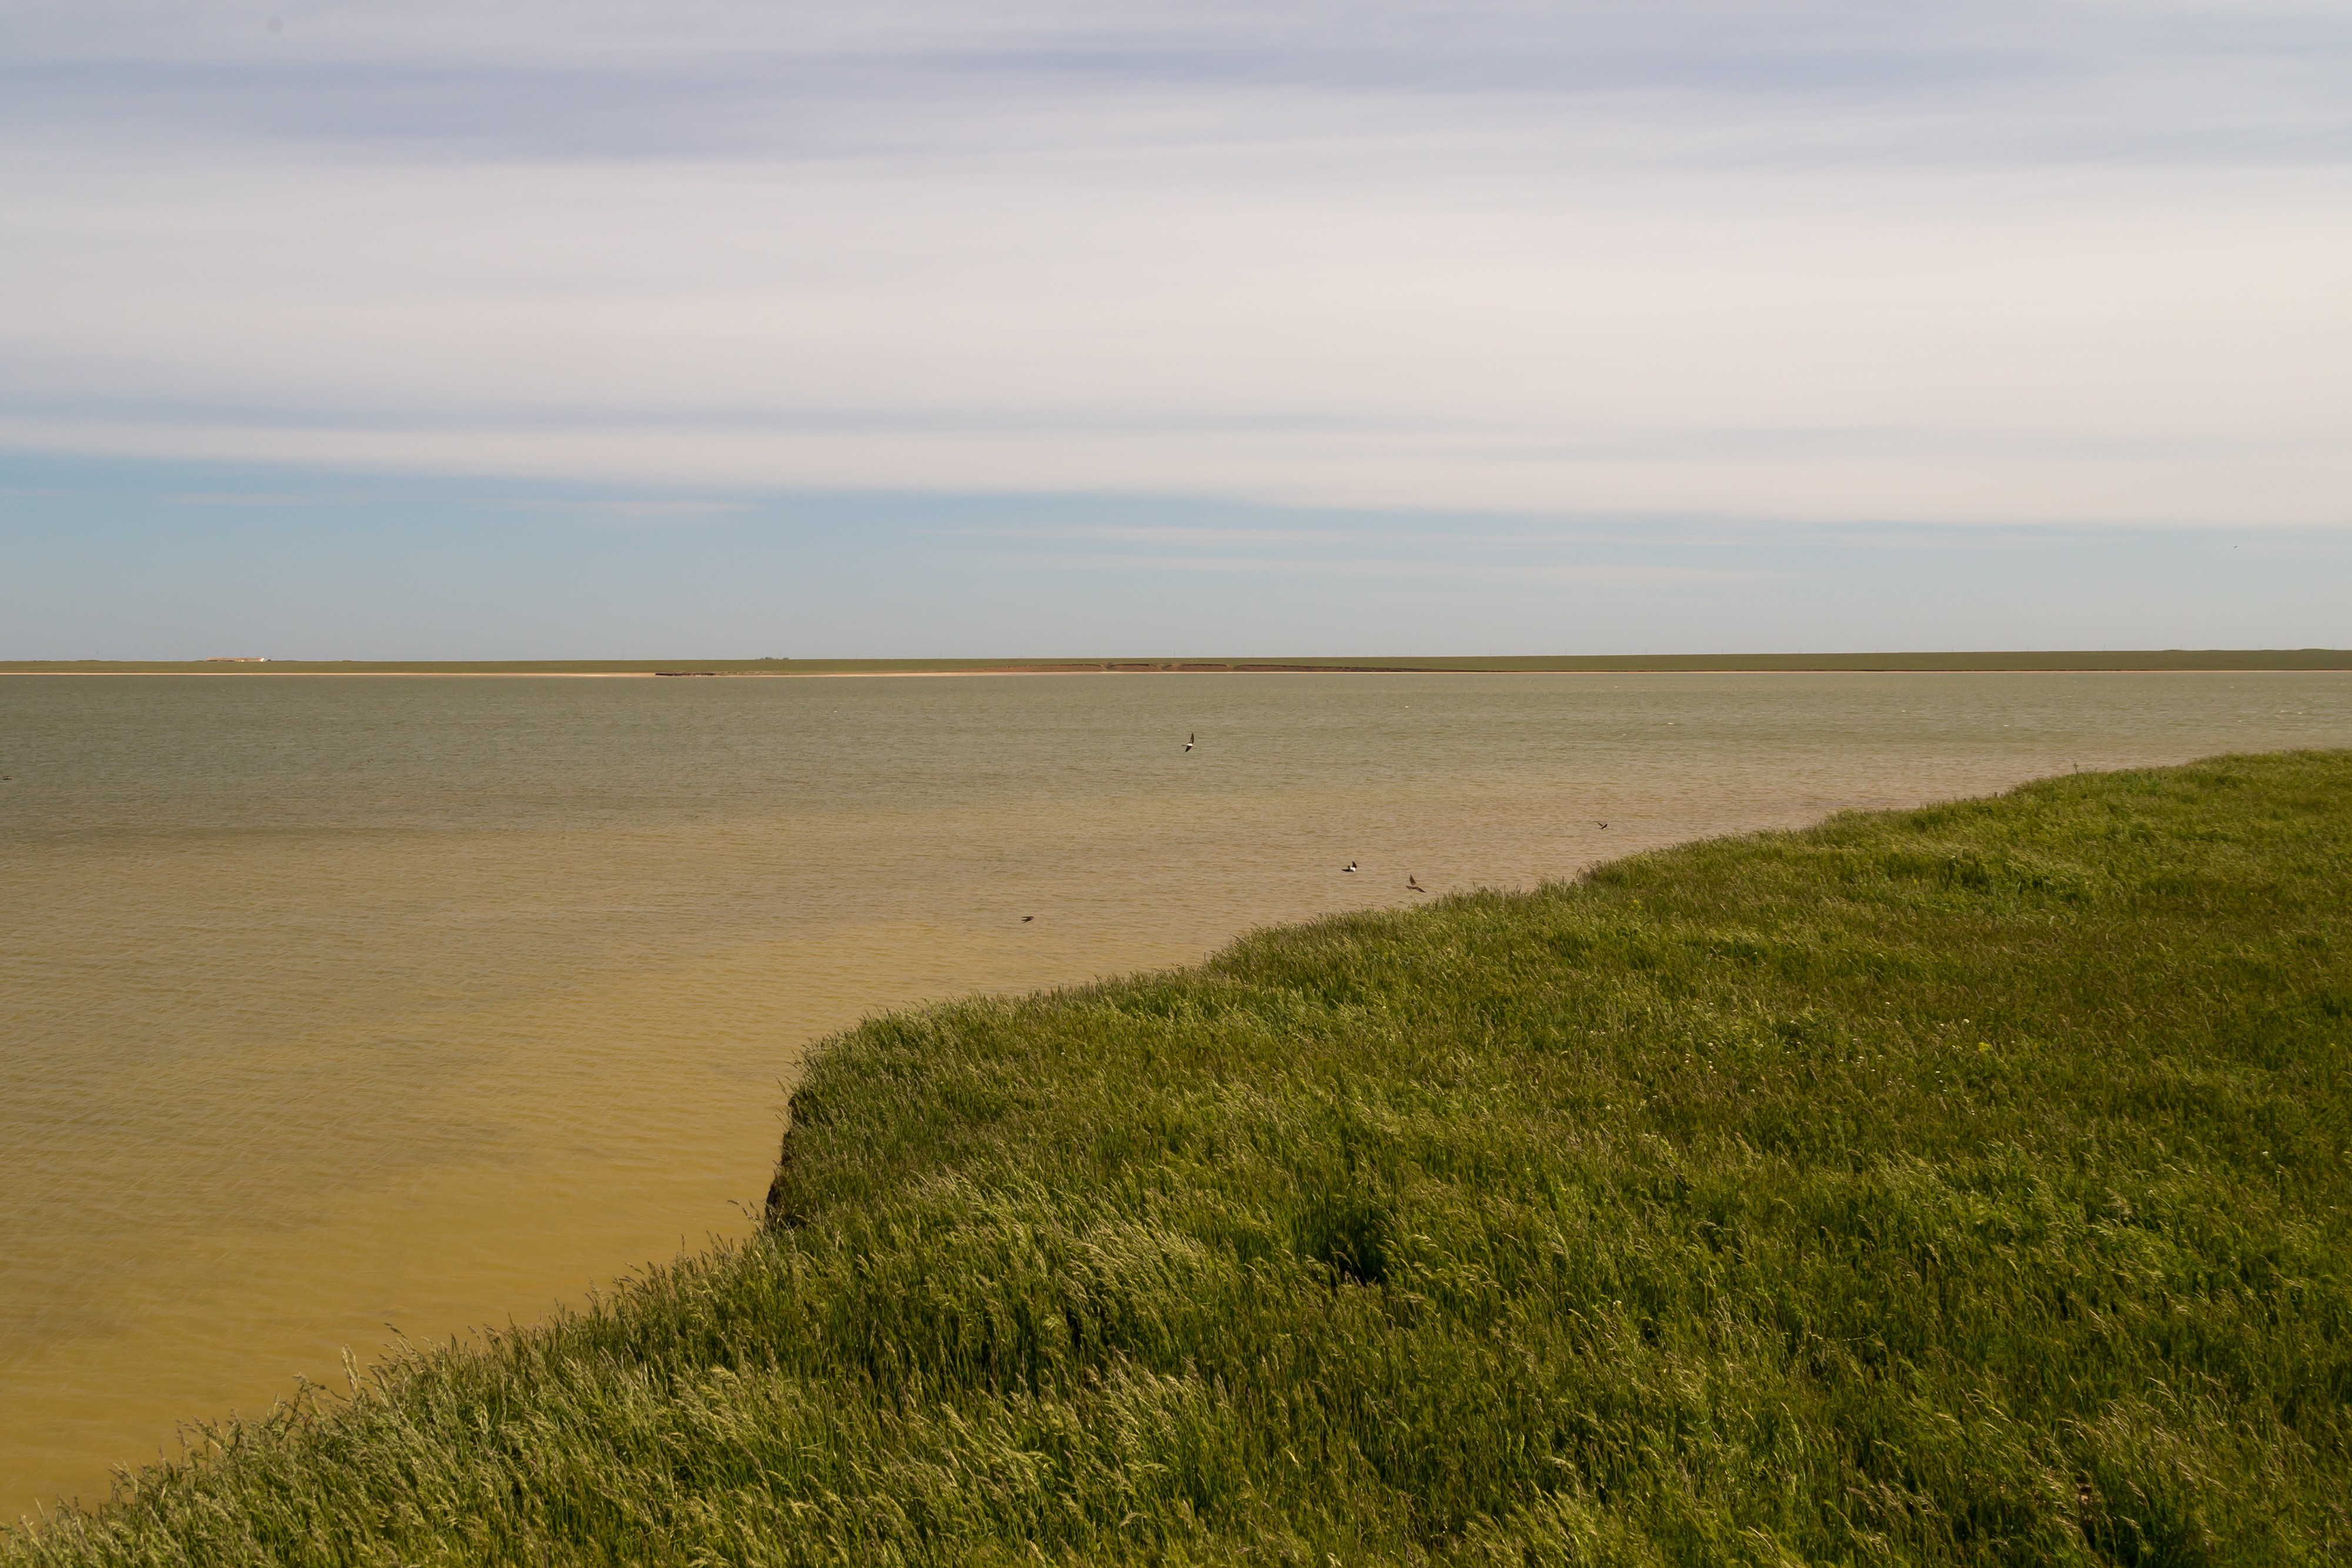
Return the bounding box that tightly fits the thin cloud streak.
[1020,552,1765,586]
[8,2,2347,168]
[953,522,1812,554]
[457,497,761,519]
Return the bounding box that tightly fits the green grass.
[3,650,2350,674]
[12,752,2350,1564]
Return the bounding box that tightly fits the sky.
[3,0,2348,657]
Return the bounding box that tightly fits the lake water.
[4,670,2347,1523]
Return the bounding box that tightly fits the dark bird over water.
[1021,915,1034,922]
[1342,861,1358,873]
[1185,733,1195,752]
[1596,821,1609,828]
[1406,875,1425,894]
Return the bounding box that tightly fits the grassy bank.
[4,649,2351,675]
[11,753,2350,1564]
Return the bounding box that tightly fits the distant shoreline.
[5,650,2351,677]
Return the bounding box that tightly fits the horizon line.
[6,650,2351,677]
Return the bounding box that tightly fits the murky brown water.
[3,670,2347,1523]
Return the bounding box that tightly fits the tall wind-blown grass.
[11,753,2348,1564]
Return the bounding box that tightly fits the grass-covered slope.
[14,753,2350,1565]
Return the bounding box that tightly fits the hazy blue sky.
[4,0,2347,656]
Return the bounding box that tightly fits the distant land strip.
[4,650,2351,676]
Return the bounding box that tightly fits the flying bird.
[1596,821,1609,828]
[1406,876,1425,894]
[1184,733,1195,752]
[1021,915,1034,922]
[1342,861,1358,873]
